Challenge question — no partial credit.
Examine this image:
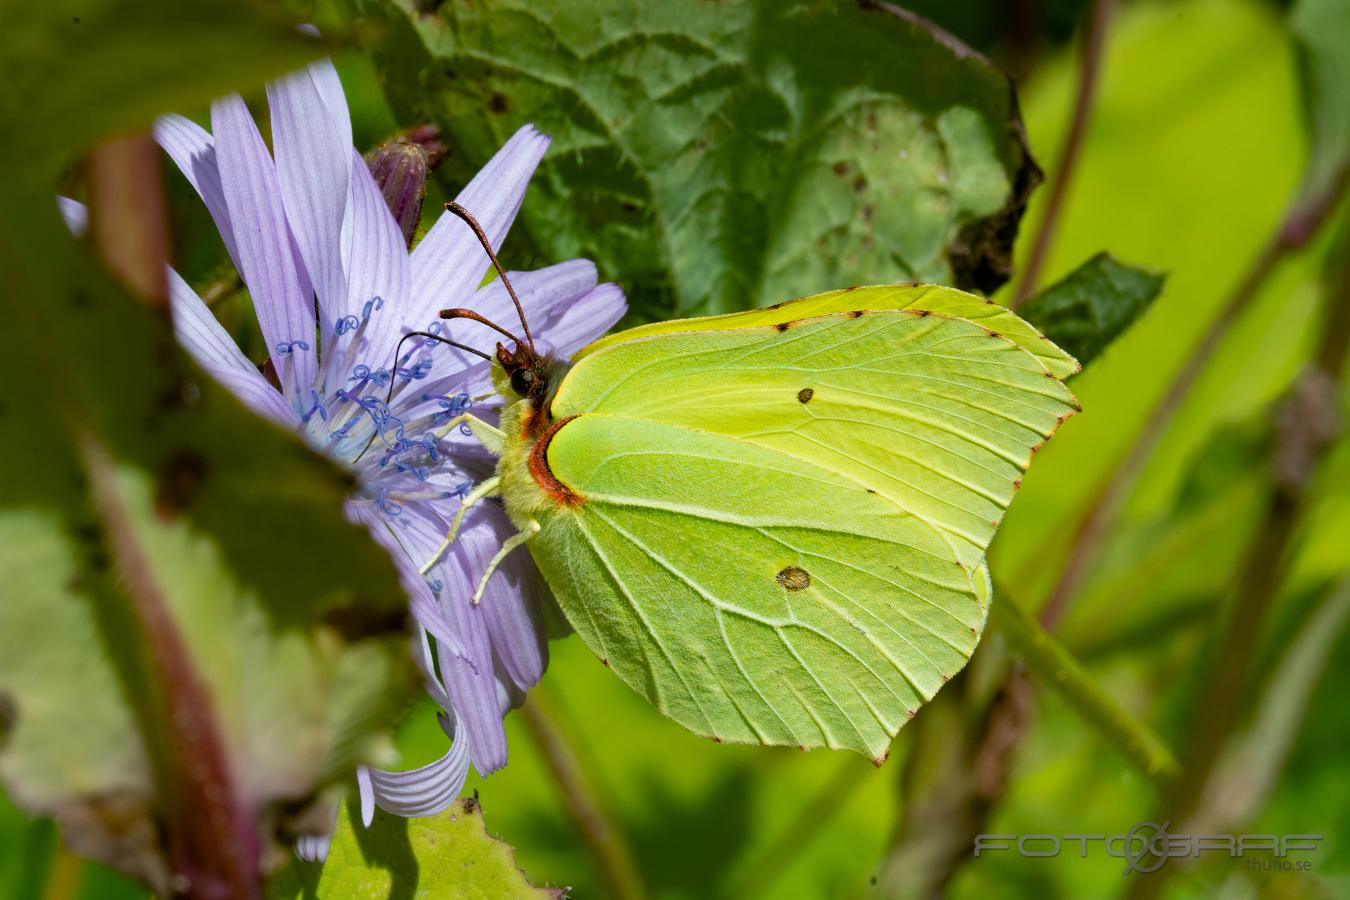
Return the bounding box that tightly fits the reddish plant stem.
[1012,0,1117,308]
[520,694,648,900]
[87,134,171,312]
[80,438,260,900]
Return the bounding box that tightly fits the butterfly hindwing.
[528,414,985,759]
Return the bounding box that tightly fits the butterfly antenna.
[350,330,492,464]
[438,306,526,347]
[444,201,535,353]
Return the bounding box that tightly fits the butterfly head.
[495,340,566,405]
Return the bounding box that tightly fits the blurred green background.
[3,0,1348,897]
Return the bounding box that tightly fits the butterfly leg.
[434,412,505,455]
[418,475,502,575]
[471,519,541,606]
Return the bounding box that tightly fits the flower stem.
[78,437,260,899]
[988,591,1182,787]
[86,136,258,899]
[519,693,648,900]
[1012,0,1117,308]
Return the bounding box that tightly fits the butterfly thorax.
[491,344,578,529]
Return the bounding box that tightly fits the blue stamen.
[431,393,473,427]
[301,388,329,423]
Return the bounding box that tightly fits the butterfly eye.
[510,368,535,396]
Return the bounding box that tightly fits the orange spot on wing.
[529,415,584,507]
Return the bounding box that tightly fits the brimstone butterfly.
[421,203,1079,763]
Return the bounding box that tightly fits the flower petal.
[348,502,466,662]
[406,125,549,339]
[294,830,333,863]
[357,707,470,820]
[168,269,297,426]
[267,60,352,331]
[430,259,598,375]
[56,196,87,237]
[211,94,317,405]
[154,114,242,272]
[437,575,507,776]
[399,259,612,402]
[542,282,627,357]
[393,506,512,775]
[334,149,411,381]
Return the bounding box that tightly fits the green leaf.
[0,2,411,892]
[0,0,324,178]
[1290,0,1350,207]
[267,797,561,899]
[365,0,1041,318]
[1018,252,1164,369]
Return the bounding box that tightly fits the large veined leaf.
[0,1,413,892]
[267,797,560,899]
[365,0,1041,319]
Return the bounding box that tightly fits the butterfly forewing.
[553,301,1079,570]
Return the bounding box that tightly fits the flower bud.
[365,127,447,248]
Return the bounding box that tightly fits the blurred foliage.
[0,0,414,893]
[1290,0,1350,207]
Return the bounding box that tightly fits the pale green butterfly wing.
[575,284,1081,380]
[552,295,1079,571]
[528,414,987,760]
[521,287,1075,755]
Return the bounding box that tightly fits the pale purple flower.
[62,57,625,845]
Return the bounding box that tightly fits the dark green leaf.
[1018,252,1164,368]
[267,797,561,899]
[366,0,1041,319]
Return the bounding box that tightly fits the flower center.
[296,297,478,517]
